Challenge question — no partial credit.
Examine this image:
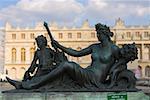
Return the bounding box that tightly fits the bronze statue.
[109,43,138,88]
[6,22,138,91]
[23,35,56,81]
[7,35,58,88]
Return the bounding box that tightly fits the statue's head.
[95,23,113,42]
[120,43,138,62]
[35,35,47,48]
[95,23,113,37]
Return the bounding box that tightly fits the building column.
[148,45,150,60]
[141,44,145,77]
[141,44,145,60]
[16,47,20,64]
[26,47,31,64]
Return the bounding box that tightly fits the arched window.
[145,66,150,77]
[143,46,149,60]
[30,48,35,61]
[10,67,17,79]
[12,48,16,63]
[20,67,26,79]
[21,48,26,62]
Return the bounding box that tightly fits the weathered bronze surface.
[6,22,138,91]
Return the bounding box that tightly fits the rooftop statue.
[6,22,138,91]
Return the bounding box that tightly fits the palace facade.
[3,18,150,80]
[0,28,4,73]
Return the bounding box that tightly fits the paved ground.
[0,82,14,91]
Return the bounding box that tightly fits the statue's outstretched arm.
[27,51,38,73]
[52,40,92,57]
[23,51,38,81]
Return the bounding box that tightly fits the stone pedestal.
[0,91,149,100]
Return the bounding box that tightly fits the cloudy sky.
[0,0,150,27]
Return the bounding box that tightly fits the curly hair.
[35,35,47,46]
[120,43,138,62]
[95,23,113,37]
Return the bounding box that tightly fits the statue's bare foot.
[6,77,22,89]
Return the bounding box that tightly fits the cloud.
[136,6,150,16]
[0,0,149,27]
[85,0,150,19]
[0,0,84,27]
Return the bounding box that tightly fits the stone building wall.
[4,19,150,80]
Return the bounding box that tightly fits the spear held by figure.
[43,21,68,64]
[44,21,58,52]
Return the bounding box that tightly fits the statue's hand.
[23,71,31,81]
[28,67,35,74]
[51,40,59,48]
[44,21,48,27]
